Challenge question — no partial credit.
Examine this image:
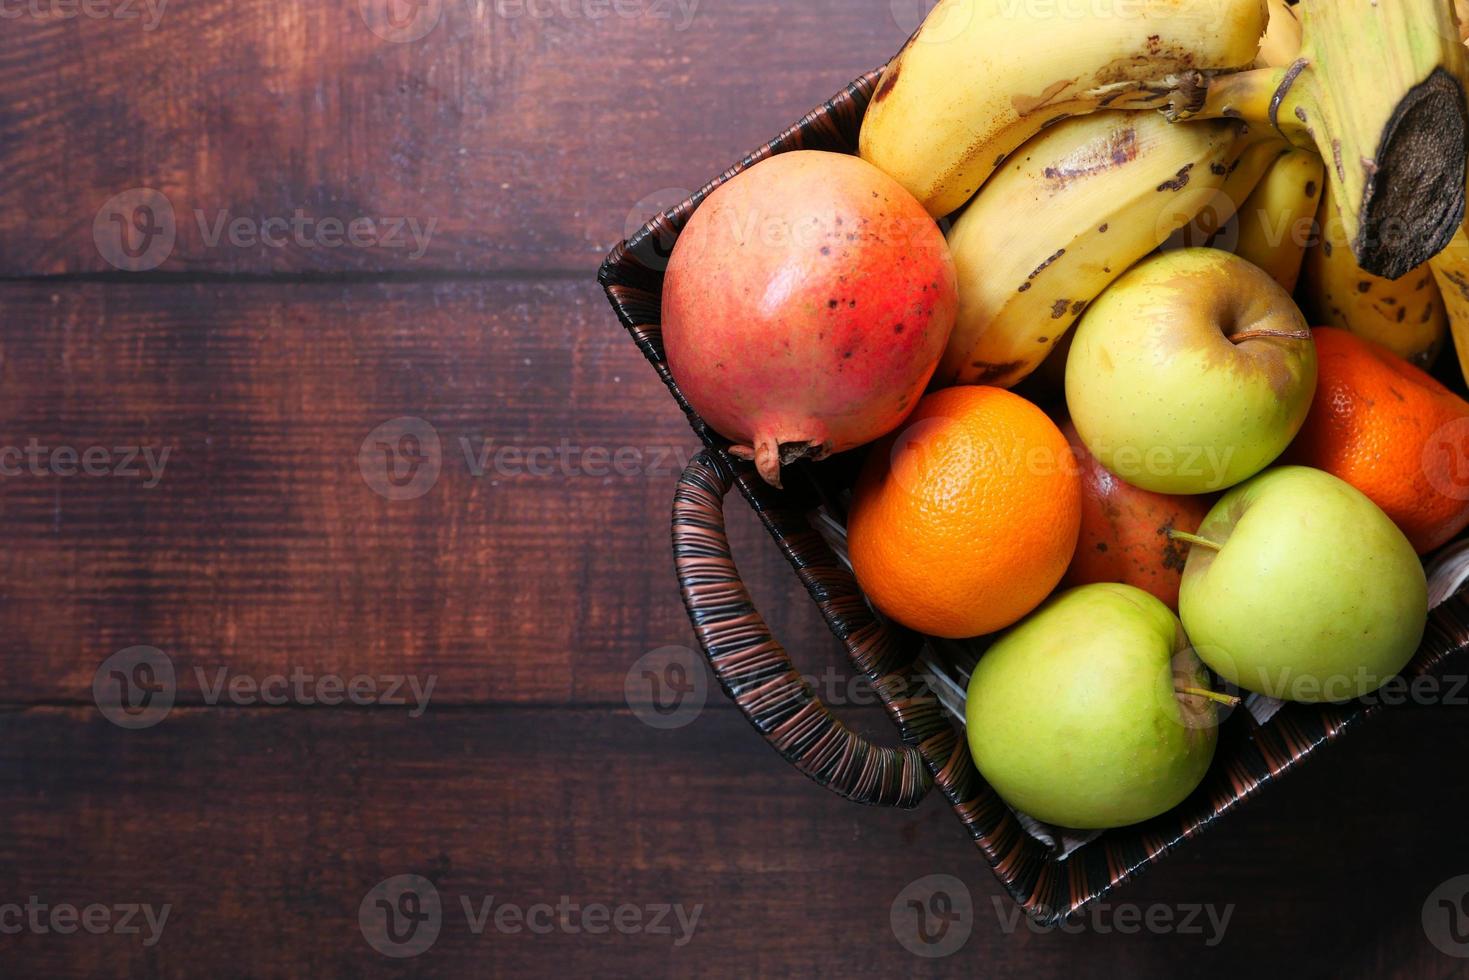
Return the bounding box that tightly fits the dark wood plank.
[0,280,852,704]
[1,704,1467,978]
[0,0,908,276]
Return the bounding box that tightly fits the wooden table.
[2,2,1467,976]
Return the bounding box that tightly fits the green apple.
[965,583,1227,830]
[1177,466,1428,702]
[1065,248,1317,494]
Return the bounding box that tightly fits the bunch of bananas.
[859,0,1469,388]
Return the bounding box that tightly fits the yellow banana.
[1299,178,1447,366]
[1194,0,1469,279]
[938,111,1243,389]
[1172,134,1289,252]
[1429,226,1469,385]
[1234,147,1324,293]
[858,0,1268,219]
[1256,0,1302,68]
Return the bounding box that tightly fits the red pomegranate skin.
[1061,421,1214,610]
[661,150,957,486]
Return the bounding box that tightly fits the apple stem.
[1229,327,1313,344]
[1168,530,1223,551]
[1177,686,1242,708]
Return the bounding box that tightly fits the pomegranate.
[1060,421,1214,610]
[661,150,957,486]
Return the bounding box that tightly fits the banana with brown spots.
[1299,178,1447,367]
[938,111,1243,389]
[858,0,1268,220]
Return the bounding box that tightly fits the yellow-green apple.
[1177,466,1428,702]
[965,583,1228,829]
[1065,248,1317,494]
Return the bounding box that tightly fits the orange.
[1288,327,1469,554]
[848,386,1081,639]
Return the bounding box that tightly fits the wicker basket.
[597,69,1469,924]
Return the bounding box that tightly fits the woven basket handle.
[672,451,932,808]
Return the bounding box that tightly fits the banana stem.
[1187,0,1469,279]
[1190,64,1297,137]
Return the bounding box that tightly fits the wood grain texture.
[1,706,1467,978]
[4,3,1469,977]
[0,0,908,276]
[0,280,867,705]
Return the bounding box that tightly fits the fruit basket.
[598,69,1469,924]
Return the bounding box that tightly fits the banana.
[1256,0,1302,68]
[857,0,1268,219]
[1174,134,1289,252]
[1194,0,1469,279]
[1299,177,1447,367]
[1185,0,1310,268]
[1234,147,1323,292]
[1429,226,1469,385]
[938,111,1243,389]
